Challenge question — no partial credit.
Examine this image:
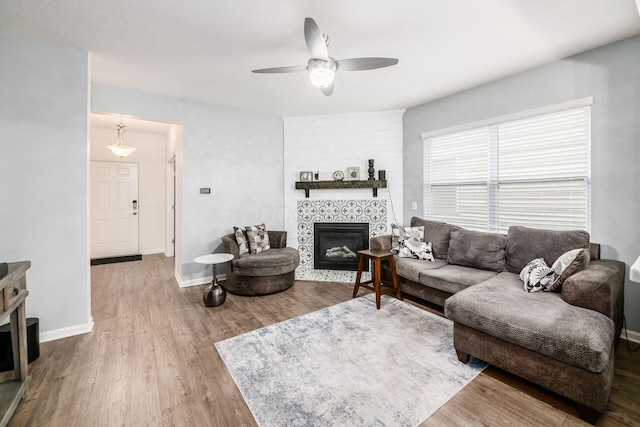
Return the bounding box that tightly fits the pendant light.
[106,118,136,158]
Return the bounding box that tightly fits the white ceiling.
[2,1,639,118]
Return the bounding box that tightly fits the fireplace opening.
[314,222,369,271]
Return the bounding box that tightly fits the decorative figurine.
[368,159,375,180]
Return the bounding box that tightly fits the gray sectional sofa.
[370,217,625,423]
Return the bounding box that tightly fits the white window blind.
[423,105,590,233]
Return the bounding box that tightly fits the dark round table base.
[203,282,226,307]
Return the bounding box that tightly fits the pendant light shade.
[107,120,136,158]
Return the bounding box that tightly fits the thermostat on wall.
[200,188,211,194]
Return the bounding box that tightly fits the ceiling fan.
[252,17,398,96]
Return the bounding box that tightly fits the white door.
[91,161,139,258]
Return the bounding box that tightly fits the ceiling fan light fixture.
[308,58,336,88]
[107,121,136,158]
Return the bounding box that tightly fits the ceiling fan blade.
[304,17,328,60]
[336,57,398,72]
[252,65,307,74]
[321,82,334,96]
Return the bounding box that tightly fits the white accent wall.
[283,110,405,246]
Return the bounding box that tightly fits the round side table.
[194,253,234,307]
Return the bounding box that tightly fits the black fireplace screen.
[314,222,369,271]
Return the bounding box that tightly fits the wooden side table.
[0,261,31,427]
[352,249,402,309]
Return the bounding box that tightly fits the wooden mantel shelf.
[295,180,387,198]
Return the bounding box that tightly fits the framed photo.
[346,167,360,180]
[299,171,314,181]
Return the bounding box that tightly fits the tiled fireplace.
[296,199,388,281]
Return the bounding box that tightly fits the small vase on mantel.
[368,159,375,180]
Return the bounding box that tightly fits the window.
[422,101,591,233]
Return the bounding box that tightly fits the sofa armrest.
[370,235,392,252]
[222,234,240,259]
[562,259,625,335]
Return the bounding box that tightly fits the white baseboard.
[39,317,94,343]
[141,249,165,255]
[177,274,227,288]
[621,328,640,344]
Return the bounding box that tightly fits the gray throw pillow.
[546,248,590,292]
[245,223,271,254]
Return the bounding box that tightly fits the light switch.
[411,201,418,210]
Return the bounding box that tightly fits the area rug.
[215,295,486,427]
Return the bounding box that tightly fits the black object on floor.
[0,317,40,372]
[90,254,143,266]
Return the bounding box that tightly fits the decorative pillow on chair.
[391,224,425,252]
[245,223,271,254]
[546,248,590,292]
[520,258,554,292]
[398,238,435,261]
[233,227,249,255]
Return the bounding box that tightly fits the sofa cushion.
[506,226,590,274]
[233,247,299,277]
[447,228,507,272]
[445,272,614,373]
[393,257,447,283]
[410,217,455,259]
[546,248,590,292]
[419,265,498,295]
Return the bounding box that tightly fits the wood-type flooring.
[6,254,640,426]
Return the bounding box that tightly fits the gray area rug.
[215,295,486,426]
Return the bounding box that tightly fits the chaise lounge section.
[370,217,625,423]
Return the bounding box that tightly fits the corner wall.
[403,35,640,334]
[0,30,92,337]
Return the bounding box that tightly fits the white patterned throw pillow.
[391,224,425,253]
[398,238,435,261]
[520,258,554,292]
[233,226,249,255]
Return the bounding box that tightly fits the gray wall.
[403,35,640,332]
[0,31,91,333]
[91,84,284,283]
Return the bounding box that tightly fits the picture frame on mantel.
[346,167,359,180]
[299,171,314,182]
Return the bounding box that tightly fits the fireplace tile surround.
[295,199,388,282]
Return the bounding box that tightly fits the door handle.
[132,199,138,215]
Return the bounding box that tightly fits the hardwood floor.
[7,254,640,426]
